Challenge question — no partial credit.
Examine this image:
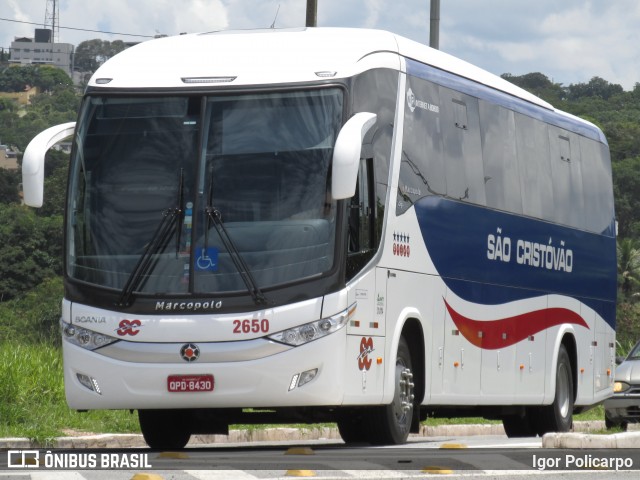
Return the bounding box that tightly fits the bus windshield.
[67,89,344,298]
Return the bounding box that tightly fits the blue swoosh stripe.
[415,196,617,328]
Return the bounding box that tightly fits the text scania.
[487,230,573,273]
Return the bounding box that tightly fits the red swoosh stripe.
[444,299,589,350]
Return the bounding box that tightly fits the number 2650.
[233,319,270,334]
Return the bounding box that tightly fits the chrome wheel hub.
[393,366,415,421]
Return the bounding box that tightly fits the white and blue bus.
[23,27,616,448]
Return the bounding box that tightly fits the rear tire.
[537,345,574,435]
[138,409,191,450]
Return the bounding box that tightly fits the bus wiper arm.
[117,170,185,308]
[205,206,268,307]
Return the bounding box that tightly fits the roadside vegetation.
[1,51,640,441]
[0,279,139,445]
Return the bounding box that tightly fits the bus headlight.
[62,320,119,350]
[268,304,355,346]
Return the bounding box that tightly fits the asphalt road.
[2,433,640,479]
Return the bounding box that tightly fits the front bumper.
[63,332,347,410]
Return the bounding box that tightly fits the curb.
[1,421,637,449]
[542,431,640,448]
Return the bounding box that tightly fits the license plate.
[167,374,214,392]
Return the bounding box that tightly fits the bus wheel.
[537,345,574,434]
[138,409,191,450]
[370,336,415,445]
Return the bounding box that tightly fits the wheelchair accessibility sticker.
[195,247,219,271]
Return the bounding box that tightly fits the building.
[0,145,18,170]
[0,86,39,106]
[10,29,74,77]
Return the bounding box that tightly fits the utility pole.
[430,0,440,50]
[306,0,318,27]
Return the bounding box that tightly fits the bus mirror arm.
[331,112,377,200]
[22,122,76,207]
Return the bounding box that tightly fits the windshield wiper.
[204,174,268,306]
[204,205,268,306]
[117,169,185,308]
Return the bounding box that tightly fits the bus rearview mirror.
[22,122,76,207]
[331,112,377,200]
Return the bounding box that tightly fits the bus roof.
[89,27,600,132]
[89,28,548,106]
[90,28,400,90]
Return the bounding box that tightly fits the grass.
[0,278,140,445]
[575,404,606,422]
[0,342,138,446]
[423,416,500,426]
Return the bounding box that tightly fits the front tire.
[338,336,415,445]
[138,409,191,450]
[373,336,415,444]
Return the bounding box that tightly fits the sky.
[2,0,640,90]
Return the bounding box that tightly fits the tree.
[566,76,624,101]
[1,84,79,151]
[105,40,126,60]
[502,72,552,90]
[35,65,72,91]
[0,65,36,92]
[73,39,102,72]
[618,238,640,298]
[0,204,63,300]
[615,301,640,355]
[613,157,640,238]
[605,121,640,162]
[0,98,19,147]
[0,169,20,204]
[0,97,18,113]
[0,65,71,93]
[29,84,80,116]
[501,72,565,104]
[74,39,127,74]
[37,150,69,217]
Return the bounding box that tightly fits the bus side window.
[347,158,375,279]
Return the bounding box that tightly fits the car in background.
[605,340,640,430]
